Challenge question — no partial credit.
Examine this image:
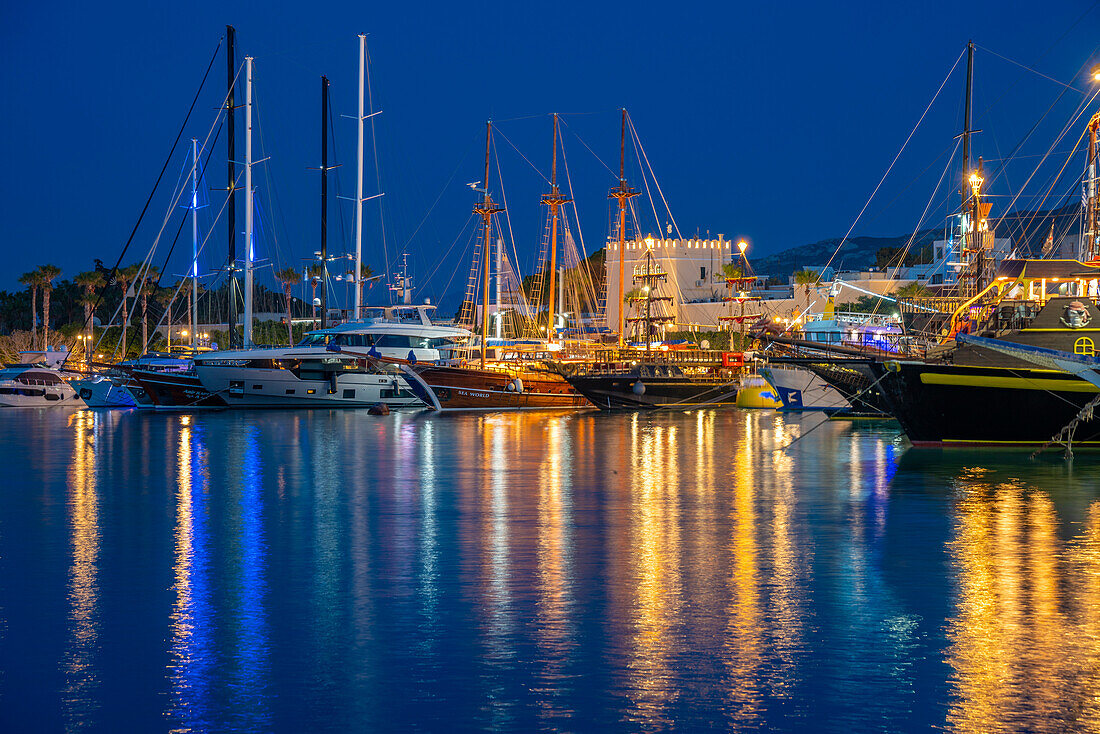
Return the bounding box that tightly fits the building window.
[1075,337,1095,356]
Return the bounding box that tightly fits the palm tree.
[139,264,160,349]
[722,263,745,279]
[275,267,302,345]
[793,269,818,298]
[357,263,375,317]
[74,270,105,359]
[36,264,61,350]
[114,264,141,358]
[17,271,39,348]
[895,282,931,299]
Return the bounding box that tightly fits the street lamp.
[1092,63,1100,83]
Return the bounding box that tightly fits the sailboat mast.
[320,75,330,329]
[482,123,492,367]
[609,108,638,349]
[226,25,239,347]
[495,237,502,338]
[244,56,254,346]
[962,40,973,177]
[543,113,570,343]
[473,121,503,368]
[619,111,626,348]
[191,138,199,349]
[354,33,366,319]
[1086,113,1099,261]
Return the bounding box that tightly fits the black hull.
[564,375,738,410]
[878,361,1100,446]
[131,370,227,409]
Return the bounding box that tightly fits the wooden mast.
[609,108,638,349]
[542,113,571,343]
[474,122,503,368]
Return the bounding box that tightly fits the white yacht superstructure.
[0,363,82,408]
[193,304,471,408]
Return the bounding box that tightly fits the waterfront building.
[604,234,736,333]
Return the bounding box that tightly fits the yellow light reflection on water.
[624,418,682,728]
[63,410,100,725]
[168,414,199,728]
[535,414,574,722]
[946,478,1100,732]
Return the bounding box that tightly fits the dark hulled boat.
[876,358,1100,447]
[877,279,1100,445]
[130,368,227,409]
[560,362,739,410]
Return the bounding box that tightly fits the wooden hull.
[411,364,590,411]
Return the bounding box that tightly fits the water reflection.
[26,406,1100,731]
[622,416,682,728]
[534,415,574,724]
[168,415,214,732]
[946,472,1100,732]
[232,424,269,728]
[62,410,101,727]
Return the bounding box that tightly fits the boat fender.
[505,381,515,392]
[632,380,645,395]
[329,374,338,394]
[512,378,524,393]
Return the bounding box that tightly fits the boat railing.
[559,347,734,367]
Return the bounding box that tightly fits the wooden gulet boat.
[344,120,590,412]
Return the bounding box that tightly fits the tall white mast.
[191,138,199,349]
[353,34,366,319]
[244,56,254,346]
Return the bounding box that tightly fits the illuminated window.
[1075,337,1095,356]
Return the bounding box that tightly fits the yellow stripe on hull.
[919,372,1100,393]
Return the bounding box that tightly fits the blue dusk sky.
[2,1,1098,311]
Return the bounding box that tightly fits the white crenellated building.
[604,234,736,332]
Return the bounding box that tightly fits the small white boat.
[0,363,82,407]
[759,365,850,412]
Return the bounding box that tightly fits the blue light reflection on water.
[2,407,1100,732]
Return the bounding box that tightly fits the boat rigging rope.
[815,47,966,284]
[774,368,893,455]
[131,126,226,356]
[98,83,235,360]
[493,125,549,184]
[976,44,1087,94]
[364,42,392,298]
[65,37,224,368]
[1031,392,1100,460]
[491,137,526,292]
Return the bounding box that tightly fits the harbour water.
[2,407,1099,732]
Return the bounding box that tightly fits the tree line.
[0,261,357,359]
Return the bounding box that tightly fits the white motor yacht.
[193,304,471,408]
[0,362,82,407]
